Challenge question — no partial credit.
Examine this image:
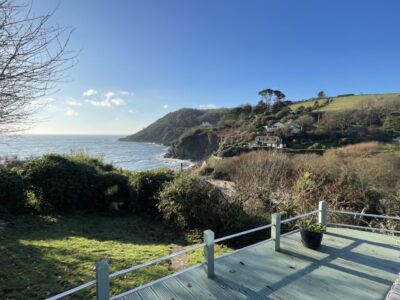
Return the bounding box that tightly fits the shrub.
[20,154,93,212]
[91,171,131,212]
[158,176,226,230]
[129,169,176,215]
[20,154,133,213]
[159,175,261,235]
[0,168,26,213]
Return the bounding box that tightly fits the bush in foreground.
[19,154,132,213]
[158,175,255,234]
[0,168,26,213]
[128,169,176,215]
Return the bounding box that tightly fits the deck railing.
[47,201,399,300]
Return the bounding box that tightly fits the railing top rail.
[281,210,319,224]
[328,222,400,234]
[47,280,96,300]
[214,224,272,243]
[109,243,205,278]
[330,210,400,221]
[51,206,400,300]
[47,243,205,300]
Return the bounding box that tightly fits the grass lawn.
[289,93,400,112]
[0,214,227,299]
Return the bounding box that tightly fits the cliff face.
[166,130,219,160]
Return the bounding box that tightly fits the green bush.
[91,171,131,212]
[20,154,92,212]
[20,154,132,213]
[159,176,226,230]
[128,169,176,215]
[159,175,260,236]
[0,168,26,213]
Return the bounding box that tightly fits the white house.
[264,122,285,132]
[264,120,302,134]
[249,136,285,149]
[200,121,212,127]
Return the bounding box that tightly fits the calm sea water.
[0,135,191,171]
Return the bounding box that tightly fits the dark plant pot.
[300,228,323,250]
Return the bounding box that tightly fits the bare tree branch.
[0,0,76,134]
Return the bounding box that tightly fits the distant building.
[249,136,284,149]
[264,122,285,132]
[200,121,212,127]
[264,121,302,134]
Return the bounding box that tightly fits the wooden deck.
[114,228,400,300]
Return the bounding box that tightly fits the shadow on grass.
[0,213,189,299]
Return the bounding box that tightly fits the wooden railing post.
[272,212,281,251]
[96,260,109,300]
[319,200,328,226]
[203,229,215,278]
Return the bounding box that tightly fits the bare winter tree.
[0,0,75,134]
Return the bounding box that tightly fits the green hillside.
[120,108,229,145]
[290,93,400,111]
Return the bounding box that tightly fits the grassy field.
[289,93,400,111]
[0,214,230,299]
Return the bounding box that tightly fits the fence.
[47,201,399,300]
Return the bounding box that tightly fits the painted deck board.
[114,228,400,300]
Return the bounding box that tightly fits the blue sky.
[30,0,400,134]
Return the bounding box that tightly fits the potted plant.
[299,219,326,250]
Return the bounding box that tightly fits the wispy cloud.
[89,99,112,107]
[105,91,115,99]
[163,104,169,109]
[83,89,97,97]
[110,98,126,106]
[199,104,218,109]
[129,109,134,113]
[66,99,82,106]
[89,91,126,108]
[66,107,78,117]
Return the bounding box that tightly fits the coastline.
[0,135,193,172]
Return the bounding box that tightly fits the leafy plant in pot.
[299,220,326,250]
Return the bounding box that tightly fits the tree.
[258,88,274,105]
[0,1,75,134]
[296,115,314,131]
[383,112,400,135]
[273,90,286,101]
[258,88,285,108]
[318,91,326,99]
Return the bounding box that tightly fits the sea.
[0,135,192,171]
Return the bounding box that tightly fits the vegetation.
[204,143,400,232]
[120,108,228,145]
[0,168,26,213]
[0,1,75,134]
[0,214,181,299]
[19,154,131,213]
[121,92,400,161]
[299,219,326,232]
[1,142,400,298]
[290,93,400,112]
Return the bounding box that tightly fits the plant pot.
[300,228,323,250]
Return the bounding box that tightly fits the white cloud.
[66,107,78,117]
[83,89,97,97]
[110,98,126,106]
[105,91,115,99]
[119,91,129,96]
[129,109,134,113]
[66,99,82,106]
[89,96,126,108]
[199,104,218,109]
[89,99,111,107]
[163,104,169,109]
